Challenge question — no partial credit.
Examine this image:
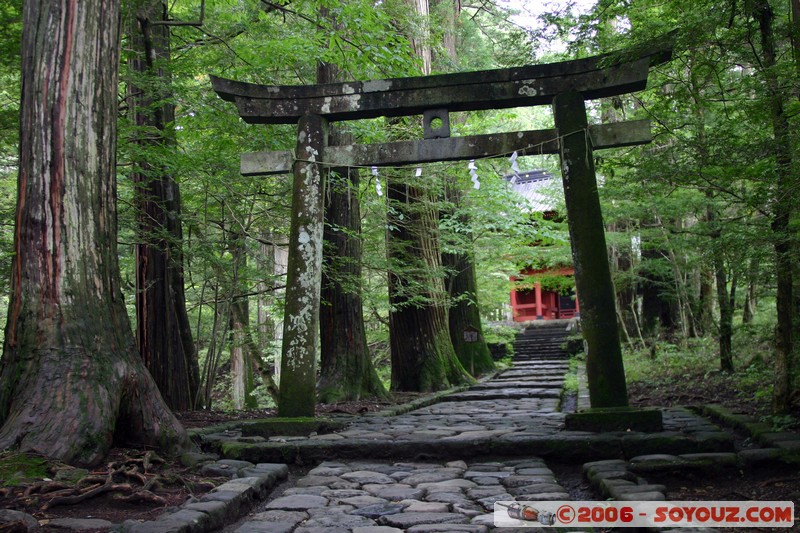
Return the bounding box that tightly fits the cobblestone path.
[120,322,798,532]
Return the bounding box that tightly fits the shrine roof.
[506,170,562,213]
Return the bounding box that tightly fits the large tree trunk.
[706,202,734,371]
[442,183,494,376]
[751,0,796,414]
[639,242,678,338]
[318,160,387,401]
[431,0,493,377]
[697,267,715,335]
[228,241,255,409]
[128,0,199,410]
[388,177,472,391]
[386,0,470,392]
[0,0,189,466]
[228,228,257,409]
[742,258,758,324]
[315,33,386,403]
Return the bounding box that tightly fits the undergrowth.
[623,318,798,426]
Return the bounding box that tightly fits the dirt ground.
[1,377,798,531]
[0,395,425,530]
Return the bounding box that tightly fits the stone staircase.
[512,320,571,363]
[442,321,572,402]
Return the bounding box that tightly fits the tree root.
[35,450,183,511]
[758,477,798,487]
[22,481,70,497]
[42,483,132,509]
[113,489,167,505]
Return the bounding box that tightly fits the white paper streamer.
[468,160,480,190]
[510,150,520,173]
[372,166,383,196]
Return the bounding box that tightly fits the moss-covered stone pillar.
[553,92,628,408]
[278,114,328,417]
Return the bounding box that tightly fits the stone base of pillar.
[565,407,663,433]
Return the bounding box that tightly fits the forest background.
[0,0,797,429]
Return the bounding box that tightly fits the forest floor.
[627,370,800,507]
[1,374,798,531]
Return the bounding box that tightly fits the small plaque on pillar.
[463,325,479,343]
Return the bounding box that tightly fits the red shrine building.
[507,170,580,322]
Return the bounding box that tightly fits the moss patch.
[240,417,347,438]
[0,452,50,487]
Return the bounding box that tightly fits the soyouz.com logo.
[494,501,795,528]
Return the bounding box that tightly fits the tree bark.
[639,238,679,338]
[431,0,493,377]
[713,245,734,371]
[385,0,470,392]
[751,0,796,414]
[0,0,189,466]
[406,0,432,74]
[318,161,387,401]
[315,41,387,403]
[442,182,494,376]
[698,267,715,335]
[388,177,472,391]
[229,230,257,409]
[742,258,758,325]
[128,0,199,411]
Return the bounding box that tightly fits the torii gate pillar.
[277,114,328,417]
[553,92,628,408]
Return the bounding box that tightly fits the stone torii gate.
[212,41,672,417]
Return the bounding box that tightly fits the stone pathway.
[115,322,798,532]
[230,458,568,533]
[203,323,731,466]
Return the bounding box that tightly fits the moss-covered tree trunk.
[315,46,386,402]
[128,0,199,411]
[697,267,715,335]
[713,254,734,372]
[432,0,493,377]
[442,183,494,376]
[387,178,472,392]
[751,0,796,414]
[639,240,678,338]
[230,299,257,409]
[229,230,257,409]
[444,250,494,376]
[384,0,470,392]
[318,157,387,402]
[0,0,189,466]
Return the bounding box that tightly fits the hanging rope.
[287,127,593,195]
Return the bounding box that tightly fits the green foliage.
[1,0,793,410]
[624,337,718,384]
[0,0,20,332]
[760,414,799,432]
[624,299,785,411]
[483,323,518,346]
